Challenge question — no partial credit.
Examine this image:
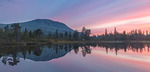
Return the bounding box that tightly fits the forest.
[91,27,150,41]
[0,23,150,44]
[0,23,91,43]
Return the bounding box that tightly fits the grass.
[1,40,150,45]
[98,41,150,43]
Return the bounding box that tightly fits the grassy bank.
[53,40,150,44]
[97,41,150,43]
[0,42,51,45]
[1,40,150,45]
[52,40,97,44]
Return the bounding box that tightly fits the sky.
[0,0,150,35]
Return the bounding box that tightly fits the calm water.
[0,43,150,72]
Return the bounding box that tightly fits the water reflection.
[98,43,150,55]
[0,43,150,66]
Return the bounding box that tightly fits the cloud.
[0,0,150,35]
[89,16,150,29]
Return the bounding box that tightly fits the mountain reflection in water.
[0,43,150,66]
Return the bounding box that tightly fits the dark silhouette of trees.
[29,30,33,38]
[11,23,21,42]
[81,45,91,57]
[59,33,64,39]
[65,31,68,39]
[33,48,42,56]
[73,30,79,40]
[2,23,150,42]
[0,24,90,42]
[34,29,43,38]
[48,33,52,38]
[121,31,127,41]
[93,27,150,41]
[82,27,91,40]
[4,25,9,33]
[69,32,72,40]
[55,29,58,38]
[22,28,29,40]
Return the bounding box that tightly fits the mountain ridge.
[0,19,74,35]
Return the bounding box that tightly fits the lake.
[0,43,150,72]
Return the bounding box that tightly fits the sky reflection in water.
[0,43,150,72]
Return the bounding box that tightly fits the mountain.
[0,19,74,35]
[17,46,72,61]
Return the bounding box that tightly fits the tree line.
[1,23,149,42]
[91,27,150,41]
[0,23,91,42]
[0,23,44,42]
[47,27,91,41]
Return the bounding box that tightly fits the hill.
[0,19,74,35]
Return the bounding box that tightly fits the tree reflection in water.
[0,43,149,66]
[1,46,20,66]
[97,43,150,55]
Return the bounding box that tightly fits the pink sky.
[0,0,150,35]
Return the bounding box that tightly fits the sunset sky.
[0,0,150,35]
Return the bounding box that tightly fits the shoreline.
[1,41,150,45]
[0,42,52,45]
[54,41,150,44]
[98,41,150,43]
